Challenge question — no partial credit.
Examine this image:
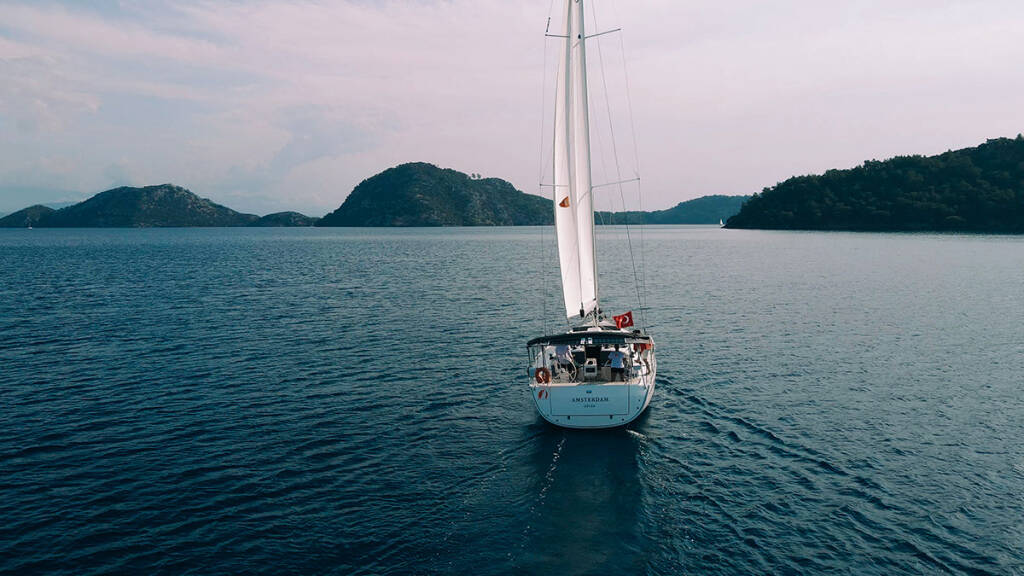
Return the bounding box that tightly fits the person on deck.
[607,344,626,382]
[631,349,645,377]
[552,342,577,379]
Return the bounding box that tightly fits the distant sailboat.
[527,0,656,429]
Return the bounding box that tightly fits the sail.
[553,0,598,319]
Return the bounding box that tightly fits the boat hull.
[529,369,656,429]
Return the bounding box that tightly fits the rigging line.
[589,64,610,209]
[540,186,548,336]
[539,31,546,336]
[590,0,645,330]
[617,28,647,329]
[592,177,640,189]
[542,178,637,190]
[585,28,620,40]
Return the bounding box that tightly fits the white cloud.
[1,0,1023,214]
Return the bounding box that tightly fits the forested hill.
[0,185,323,228]
[317,163,551,226]
[1,164,746,228]
[318,162,747,227]
[597,195,748,225]
[726,136,1024,233]
[37,185,259,227]
[0,205,55,227]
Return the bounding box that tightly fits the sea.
[1,226,1022,575]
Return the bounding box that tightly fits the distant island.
[318,162,551,226]
[727,136,1024,233]
[1,164,742,229]
[597,195,749,225]
[249,212,319,227]
[45,185,259,227]
[5,137,1024,232]
[0,185,316,228]
[316,162,745,226]
[0,205,55,228]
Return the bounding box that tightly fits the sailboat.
[527,0,656,429]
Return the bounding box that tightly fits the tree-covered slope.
[249,212,318,227]
[41,184,258,227]
[317,163,551,226]
[727,136,1024,232]
[597,194,749,225]
[0,205,55,228]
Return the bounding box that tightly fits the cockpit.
[527,330,653,385]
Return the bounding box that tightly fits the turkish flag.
[613,311,634,329]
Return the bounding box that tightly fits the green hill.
[37,184,258,227]
[318,161,745,227]
[0,205,56,228]
[1,167,748,229]
[249,211,318,227]
[597,194,748,225]
[317,163,551,226]
[727,136,1024,232]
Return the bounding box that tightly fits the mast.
[553,0,599,322]
[575,0,600,323]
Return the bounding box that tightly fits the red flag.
[559,196,571,208]
[614,311,634,329]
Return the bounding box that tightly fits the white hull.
[529,367,656,429]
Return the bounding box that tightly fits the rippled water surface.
[2,227,1023,575]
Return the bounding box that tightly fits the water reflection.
[517,421,646,575]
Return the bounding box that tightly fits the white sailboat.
[527,0,656,429]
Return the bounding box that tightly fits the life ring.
[534,367,551,384]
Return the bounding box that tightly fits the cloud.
[0,51,100,134]
[0,1,545,213]
[267,107,378,175]
[102,162,137,188]
[1,0,1024,215]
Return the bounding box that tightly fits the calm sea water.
[1,226,1022,575]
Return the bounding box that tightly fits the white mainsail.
[553,0,598,320]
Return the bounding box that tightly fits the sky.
[2,0,1024,216]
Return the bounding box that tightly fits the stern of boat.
[526,328,656,429]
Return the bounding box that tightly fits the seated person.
[606,344,626,382]
[553,345,575,379]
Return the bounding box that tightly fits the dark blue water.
[2,227,1022,575]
